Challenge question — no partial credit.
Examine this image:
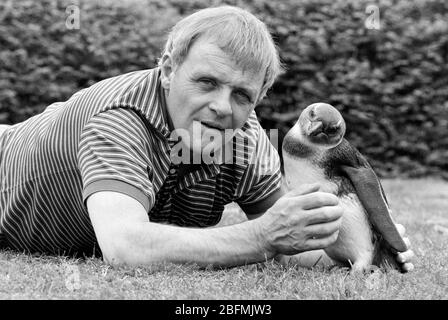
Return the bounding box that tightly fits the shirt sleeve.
[234,113,282,211]
[78,108,155,212]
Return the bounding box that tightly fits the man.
[0,6,413,270]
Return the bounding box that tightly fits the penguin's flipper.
[340,165,408,253]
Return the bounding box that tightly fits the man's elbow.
[102,248,127,267]
[100,239,128,266]
[99,230,160,267]
[99,234,141,267]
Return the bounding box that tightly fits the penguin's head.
[298,103,346,149]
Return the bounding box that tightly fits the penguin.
[282,102,408,272]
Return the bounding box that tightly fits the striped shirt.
[0,68,282,256]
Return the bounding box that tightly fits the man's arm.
[88,191,271,268]
[87,186,343,268]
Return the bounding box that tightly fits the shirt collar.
[138,67,173,141]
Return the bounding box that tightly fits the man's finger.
[306,207,343,225]
[403,237,411,250]
[306,218,342,238]
[299,192,339,210]
[396,223,406,237]
[397,249,414,263]
[285,183,320,197]
[401,262,414,273]
[306,231,339,250]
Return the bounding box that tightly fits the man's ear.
[160,53,175,90]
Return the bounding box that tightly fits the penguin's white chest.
[283,153,375,270]
[325,195,375,269]
[283,153,337,194]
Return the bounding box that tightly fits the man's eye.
[235,91,251,103]
[198,78,216,87]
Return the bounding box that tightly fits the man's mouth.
[200,120,225,131]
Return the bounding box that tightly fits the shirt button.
[169,168,177,174]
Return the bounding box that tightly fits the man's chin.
[171,123,235,165]
[193,140,226,165]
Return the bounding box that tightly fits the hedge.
[0,0,447,178]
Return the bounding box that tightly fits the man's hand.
[395,223,415,272]
[256,184,343,257]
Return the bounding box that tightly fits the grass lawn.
[0,179,447,300]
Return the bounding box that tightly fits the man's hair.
[159,5,283,102]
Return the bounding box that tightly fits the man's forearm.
[110,218,274,268]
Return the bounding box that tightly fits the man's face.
[161,37,265,162]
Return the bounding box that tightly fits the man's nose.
[208,90,233,117]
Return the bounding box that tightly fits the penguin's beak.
[308,121,325,137]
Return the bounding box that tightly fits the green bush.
[0,0,447,178]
